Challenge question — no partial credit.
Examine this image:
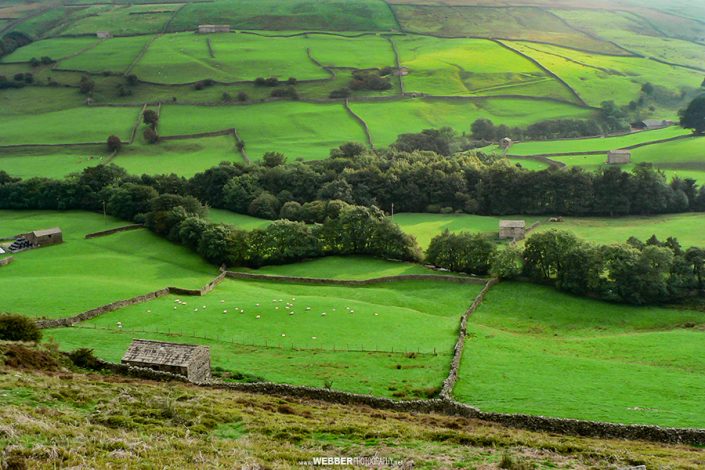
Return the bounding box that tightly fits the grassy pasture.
[0,106,138,146]
[11,7,70,38]
[503,126,690,156]
[0,86,87,115]
[0,211,216,319]
[304,33,395,70]
[454,282,705,427]
[113,136,243,176]
[392,213,543,249]
[0,37,98,63]
[350,98,594,148]
[168,0,398,32]
[59,35,151,73]
[394,35,572,100]
[60,4,176,36]
[46,277,481,396]
[548,136,705,183]
[391,5,623,54]
[531,212,705,248]
[159,102,366,160]
[207,209,272,231]
[0,146,106,179]
[232,256,450,279]
[508,41,704,109]
[133,32,328,84]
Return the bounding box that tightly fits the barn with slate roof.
[499,220,526,240]
[121,339,211,382]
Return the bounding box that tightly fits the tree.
[143,127,159,144]
[106,183,158,221]
[330,142,366,158]
[248,191,281,219]
[79,75,95,95]
[392,128,456,156]
[237,91,248,102]
[679,95,705,134]
[262,151,287,168]
[329,87,351,99]
[142,109,159,128]
[490,245,523,279]
[0,314,41,342]
[470,119,496,141]
[426,231,496,275]
[106,135,122,153]
[685,247,705,292]
[523,230,580,281]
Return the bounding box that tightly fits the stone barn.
[24,227,63,247]
[121,339,211,382]
[96,31,112,39]
[499,220,526,240]
[197,24,230,34]
[607,149,631,164]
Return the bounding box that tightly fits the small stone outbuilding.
[24,227,63,247]
[607,149,631,164]
[121,339,211,382]
[197,24,230,34]
[96,31,113,39]
[499,220,526,240]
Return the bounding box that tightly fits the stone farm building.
[96,31,112,39]
[121,339,211,382]
[631,119,673,130]
[197,24,230,34]
[23,227,63,247]
[499,220,526,240]
[607,149,631,164]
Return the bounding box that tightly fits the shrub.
[79,75,95,94]
[329,87,351,99]
[144,127,159,144]
[0,314,41,342]
[67,348,101,369]
[236,91,248,102]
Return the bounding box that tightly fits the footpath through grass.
[454,282,705,428]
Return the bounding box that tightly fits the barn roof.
[122,339,208,367]
[32,227,62,237]
[608,149,631,154]
[499,220,525,228]
[642,119,669,127]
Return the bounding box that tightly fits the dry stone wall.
[225,271,487,286]
[84,224,144,239]
[0,257,14,267]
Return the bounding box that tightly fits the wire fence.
[73,324,441,356]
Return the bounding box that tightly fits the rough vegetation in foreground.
[0,347,703,468]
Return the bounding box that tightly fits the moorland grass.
[350,97,593,148]
[0,106,139,146]
[133,32,329,84]
[454,282,705,427]
[59,35,152,73]
[0,211,216,318]
[60,4,175,36]
[0,37,98,62]
[394,35,571,100]
[168,0,398,32]
[159,101,367,160]
[392,5,622,54]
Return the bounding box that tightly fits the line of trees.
[0,167,421,268]
[425,229,705,306]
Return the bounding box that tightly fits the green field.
[0,37,98,63]
[394,35,572,100]
[350,98,594,147]
[113,135,243,176]
[508,41,703,109]
[11,7,70,39]
[0,146,106,179]
[60,4,176,36]
[134,32,329,84]
[232,255,450,279]
[531,213,705,248]
[46,276,481,396]
[393,213,543,249]
[455,282,705,427]
[159,102,367,160]
[207,208,272,230]
[168,0,398,32]
[58,35,151,73]
[0,211,216,318]
[305,33,395,70]
[0,107,138,146]
[503,126,691,156]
